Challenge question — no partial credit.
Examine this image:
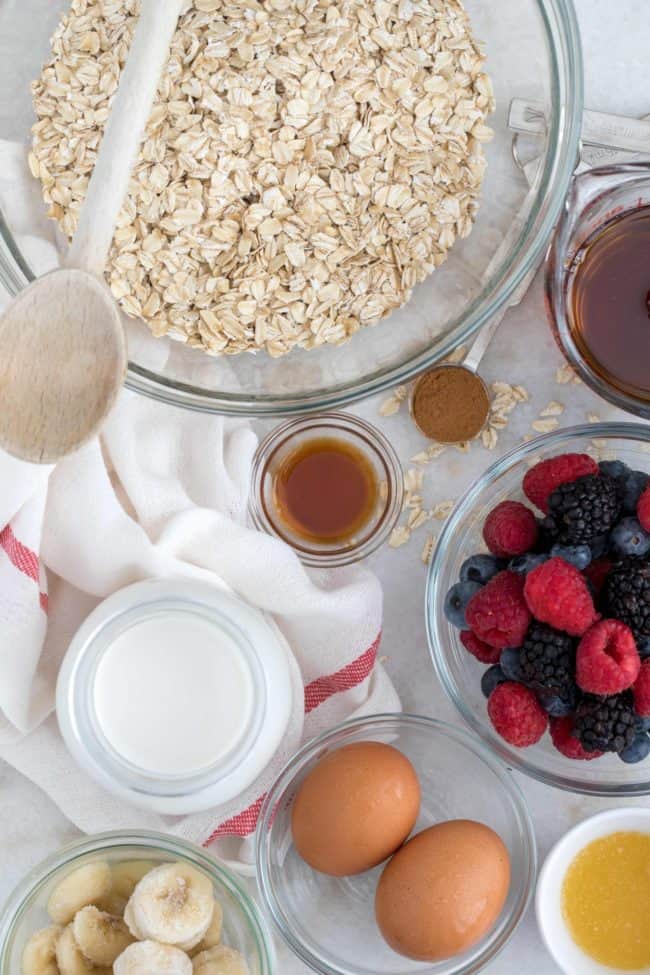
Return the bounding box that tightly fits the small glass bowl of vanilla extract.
[250,413,403,567]
[546,163,650,418]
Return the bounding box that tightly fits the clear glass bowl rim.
[255,712,537,975]
[0,829,275,975]
[545,163,650,420]
[426,421,650,797]
[248,411,404,567]
[0,0,583,417]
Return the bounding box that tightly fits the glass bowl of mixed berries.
[426,422,650,795]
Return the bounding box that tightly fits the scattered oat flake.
[588,413,601,423]
[556,363,579,385]
[421,533,436,565]
[591,439,607,449]
[455,441,471,453]
[403,468,424,493]
[540,401,564,417]
[379,385,408,416]
[512,384,529,402]
[431,500,455,520]
[481,426,498,450]
[408,508,430,530]
[532,418,560,433]
[389,526,411,549]
[411,443,447,465]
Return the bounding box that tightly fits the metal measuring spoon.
[410,155,540,444]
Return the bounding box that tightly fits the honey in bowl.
[562,830,650,970]
[273,437,379,543]
[569,207,650,401]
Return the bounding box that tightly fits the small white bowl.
[536,807,650,975]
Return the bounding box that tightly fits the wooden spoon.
[0,0,186,464]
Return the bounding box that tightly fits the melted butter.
[562,831,650,970]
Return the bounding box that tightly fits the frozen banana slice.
[110,862,156,907]
[192,946,249,975]
[48,863,112,925]
[21,924,62,975]
[125,863,214,950]
[189,902,222,956]
[55,926,110,975]
[114,941,192,975]
[72,907,134,966]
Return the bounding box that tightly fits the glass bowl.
[249,412,403,567]
[0,0,581,416]
[0,830,274,975]
[255,714,536,975]
[426,422,650,797]
[545,164,650,419]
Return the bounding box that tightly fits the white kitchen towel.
[0,139,400,867]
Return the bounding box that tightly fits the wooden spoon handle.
[65,0,186,276]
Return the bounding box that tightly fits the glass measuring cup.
[545,163,650,419]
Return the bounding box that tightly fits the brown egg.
[375,820,511,962]
[291,741,421,876]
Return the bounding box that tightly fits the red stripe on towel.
[205,794,267,841]
[204,632,381,843]
[0,524,48,612]
[303,633,380,713]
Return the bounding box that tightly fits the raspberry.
[465,571,531,649]
[523,453,599,514]
[583,558,612,595]
[460,630,501,665]
[637,483,650,532]
[576,620,641,695]
[487,682,548,747]
[633,659,650,717]
[483,501,539,558]
[549,716,603,760]
[524,558,599,637]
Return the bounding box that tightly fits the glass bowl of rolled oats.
[0,0,581,416]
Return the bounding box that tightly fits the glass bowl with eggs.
[426,422,650,796]
[0,0,581,416]
[0,831,274,975]
[255,713,536,975]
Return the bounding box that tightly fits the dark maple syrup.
[273,437,379,543]
[570,206,650,400]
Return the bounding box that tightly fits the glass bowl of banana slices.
[0,831,274,975]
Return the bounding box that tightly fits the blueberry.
[599,460,630,480]
[460,554,502,586]
[444,581,482,629]
[481,665,507,699]
[638,637,650,660]
[610,517,650,558]
[508,553,548,575]
[537,686,578,717]
[621,470,649,513]
[500,648,523,682]
[589,534,610,560]
[550,544,592,571]
[619,733,650,764]
[635,715,650,733]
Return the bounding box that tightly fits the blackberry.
[574,691,637,753]
[605,557,650,640]
[519,622,576,694]
[547,474,621,544]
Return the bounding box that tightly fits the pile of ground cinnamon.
[411,365,490,443]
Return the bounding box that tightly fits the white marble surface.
[2,2,650,973]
